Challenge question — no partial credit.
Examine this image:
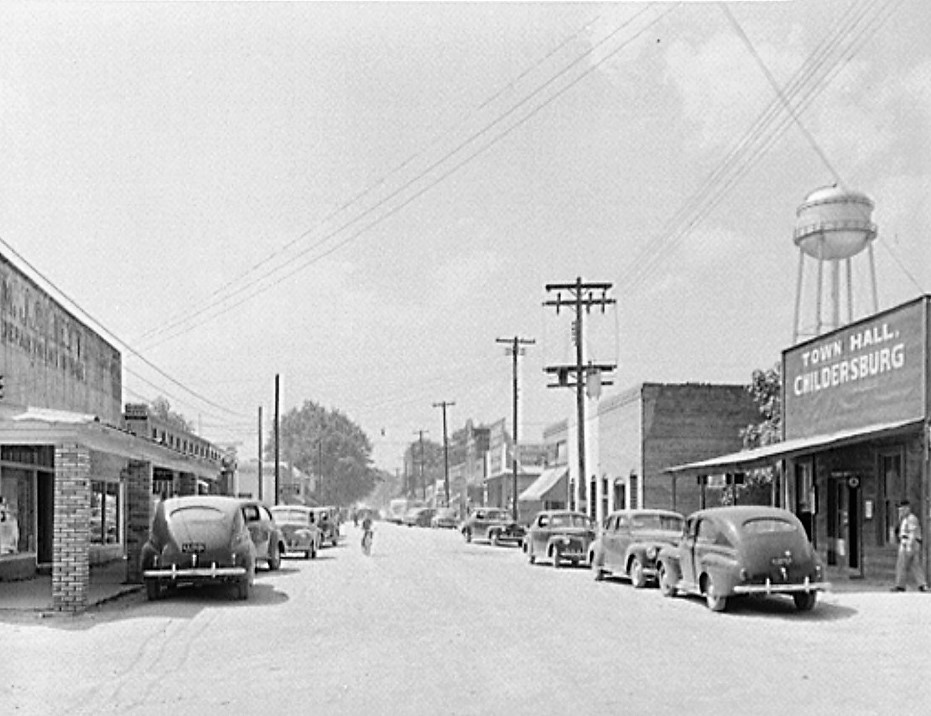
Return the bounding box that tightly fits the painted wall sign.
[782,298,927,439]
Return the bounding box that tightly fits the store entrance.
[37,472,54,565]
[826,473,862,576]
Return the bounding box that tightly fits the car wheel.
[145,578,161,601]
[794,591,818,612]
[658,563,677,598]
[304,548,311,560]
[703,574,727,612]
[236,567,254,601]
[268,543,282,571]
[629,558,647,589]
[464,529,472,544]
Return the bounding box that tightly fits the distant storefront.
[669,296,930,584]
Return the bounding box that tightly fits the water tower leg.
[831,260,840,332]
[793,251,805,343]
[868,242,879,313]
[846,258,854,324]
[816,253,825,336]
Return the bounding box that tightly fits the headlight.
[646,546,658,560]
[561,536,570,545]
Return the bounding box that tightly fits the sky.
[0,0,928,474]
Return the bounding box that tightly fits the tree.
[724,362,782,506]
[266,400,377,506]
[149,396,194,432]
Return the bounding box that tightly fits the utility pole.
[543,278,615,516]
[414,430,428,501]
[497,336,535,522]
[274,374,280,506]
[257,406,263,502]
[433,401,455,507]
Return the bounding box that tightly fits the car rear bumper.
[733,577,831,595]
[143,565,246,580]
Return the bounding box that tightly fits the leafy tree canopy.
[149,396,194,432]
[266,400,376,506]
[725,362,782,506]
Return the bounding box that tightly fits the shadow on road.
[0,579,291,631]
[674,592,857,621]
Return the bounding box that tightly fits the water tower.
[792,185,878,343]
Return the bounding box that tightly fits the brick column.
[53,444,91,613]
[125,460,153,584]
[178,472,197,496]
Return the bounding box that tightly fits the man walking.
[892,500,928,592]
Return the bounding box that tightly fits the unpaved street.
[4,523,930,715]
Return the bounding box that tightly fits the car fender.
[698,555,740,596]
[657,550,683,584]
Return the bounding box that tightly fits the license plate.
[182,542,206,553]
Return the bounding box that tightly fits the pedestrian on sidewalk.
[891,500,928,592]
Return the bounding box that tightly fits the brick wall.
[52,444,91,612]
[641,384,758,513]
[125,460,153,584]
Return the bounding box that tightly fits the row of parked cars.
[458,503,829,613]
[141,496,343,601]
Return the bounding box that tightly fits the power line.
[0,234,249,420]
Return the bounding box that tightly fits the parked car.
[240,500,286,571]
[656,506,829,612]
[460,507,525,546]
[524,510,596,567]
[141,495,256,601]
[431,507,459,529]
[270,505,322,559]
[590,509,685,588]
[311,506,340,547]
[403,506,436,527]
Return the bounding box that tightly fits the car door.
[242,503,270,560]
[679,517,700,587]
[609,514,631,571]
[691,518,719,585]
[532,514,549,554]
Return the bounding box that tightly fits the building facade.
[0,252,228,610]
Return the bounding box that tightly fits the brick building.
[0,252,228,611]
[668,297,931,585]
[543,382,759,524]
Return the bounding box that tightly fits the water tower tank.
[793,185,876,260]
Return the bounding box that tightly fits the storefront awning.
[518,466,568,502]
[0,406,221,479]
[665,418,923,477]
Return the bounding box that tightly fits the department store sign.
[783,299,927,439]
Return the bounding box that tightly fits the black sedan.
[141,495,257,601]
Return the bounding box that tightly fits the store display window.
[1,467,35,556]
[90,480,122,545]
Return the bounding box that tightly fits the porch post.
[125,460,153,584]
[53,444,91,612]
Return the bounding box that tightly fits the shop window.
[1,467,36,556]
[90,481,121,545]
[878,451,904,547]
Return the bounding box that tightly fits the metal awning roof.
[518,466,568,502]
[665,418,923,477]
[0,406,221,479]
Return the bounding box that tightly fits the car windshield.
[271,509,309,524]
[630,514,684,532]
[549,514,591,528]
[741,517,797,534]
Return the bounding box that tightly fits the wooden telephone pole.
[543,278,615,514]
[497,336,534,521]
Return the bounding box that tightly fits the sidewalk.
[0,558,141,612]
